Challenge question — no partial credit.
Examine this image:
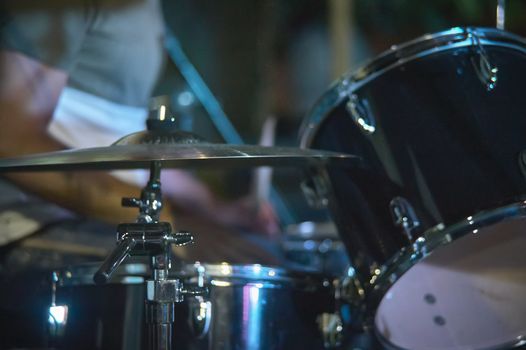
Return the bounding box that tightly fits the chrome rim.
[368,201,526,349]
[174,262,331,288]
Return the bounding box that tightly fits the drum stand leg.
[145,301,175,350]
[143,261,207,350]
[144,252,177,350]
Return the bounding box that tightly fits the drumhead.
[371,203,526,350]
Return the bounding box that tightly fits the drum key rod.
[389,197,421,243]
[468,29,498,91]
[301,166,332,209]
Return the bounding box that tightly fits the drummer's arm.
[0,51,176,225]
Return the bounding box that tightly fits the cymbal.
[0,143,355,171]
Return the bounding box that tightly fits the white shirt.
[0,87,150,244]
[48,86,149,185]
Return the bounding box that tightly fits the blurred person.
[0,1,280,345]
[0,0,279,272]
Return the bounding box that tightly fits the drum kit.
[0,120,352,350]
[300,24,526,350]
[2,8,526,350]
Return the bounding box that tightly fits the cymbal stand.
[94,161,204,350]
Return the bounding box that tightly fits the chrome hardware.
[48,305,68,339]
[338,267,365,306]
[145,302,175,350]
[122,161,164,223]
[409,236,428,262]
[301,167,332,208]
[144,263,206,350]
[346,94,376,134]
[468,30,498,91]
[145,269,208,349]
[319,267,360,348]
[390,197,421,242]
[336,75,353,98]
[95,161,202,350]
[95,161,193,285]
[186,262,211,338]
[188,297,212,339]
[48,271,68,340]
[318,313,344,349]
[328,267,366,339]
[147,278,185,303]
[93,223,193,285]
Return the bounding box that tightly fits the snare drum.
[301,27,526,349]
[49,262,334,350]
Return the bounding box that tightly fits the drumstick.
[329,0,353,79]
[496,0,506,30]
[252,115,277,206]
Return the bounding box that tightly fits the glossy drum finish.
[301,28,526,349]
[173,263,334,350]
[49,262,334,350]
[49,263,148,350]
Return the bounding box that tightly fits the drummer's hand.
[161,170,280,235]
[171,211,281,265]
[208,197,280,236]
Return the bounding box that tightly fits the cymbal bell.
[0,143,355,172]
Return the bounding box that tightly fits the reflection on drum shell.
[303,27,526,274]
[50,263,334,350]
[301,27,526,350]
[174,263,334,350]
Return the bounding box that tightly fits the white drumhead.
[375,217,526,350]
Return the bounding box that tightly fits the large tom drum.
[301,27,526,349]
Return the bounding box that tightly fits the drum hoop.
[55,262,328,287]
[364,201,526,344]
[177,263,326,284]
[299,26,526,148]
